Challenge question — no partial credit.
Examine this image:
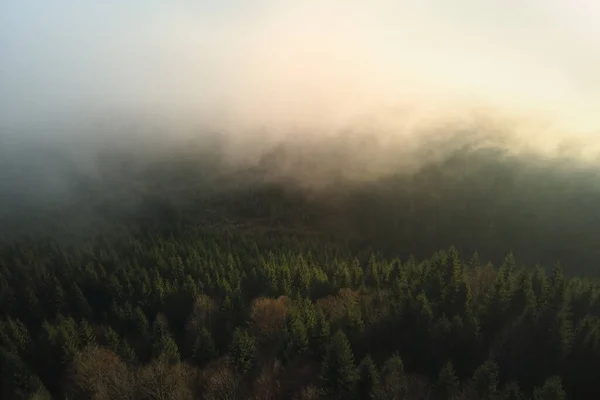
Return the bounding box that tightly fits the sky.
[1,0,599,140]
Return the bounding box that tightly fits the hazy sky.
[1,0,599,137]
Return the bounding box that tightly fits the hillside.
[1,136,600,398]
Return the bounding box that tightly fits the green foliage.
[191,327,217,367]
[356,355,379,400]
[78,320,96,347]
[377,354,407,399]
[0,191,599,399]
[0,349,50,400]
[533,376,566,400]
[472,360,500,399]
[502,381,527,400]
[436,361,460,399]
[151,315,180,364]
[69,283,93,320]
[0,318,31,356]
[229,328,257,375]
[321,330,357,399]
[104,326,121,353]
[284,309,309,359]
[312,308,331,360]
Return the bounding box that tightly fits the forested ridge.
[3,0,600,397]
[2,141,600,399]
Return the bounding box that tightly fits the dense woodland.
[2,137,600,399]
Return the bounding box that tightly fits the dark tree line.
[5,140,600,277]
[1,218,597,399]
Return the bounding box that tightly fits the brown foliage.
[316,288,360,324]
[249,296,289,345]
[135,359,194,400]
[469,263,496,305]
[66,345,134,400]
[67,345,197,400]
[198,360,244,400]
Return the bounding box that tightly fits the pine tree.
[50,278,66,316]
[533,376,566,400]
[228,328,257,375]
[356,355,379,400]
[321,330,357,400]
[284,308,309,359]
[55,316,80,366]
[294,259,312,297]
[78,320,96,347]
[120,340,137,364]
[103,325,136,363]
[468,251,480,270]
[378,354,407,399]
[311,308,331,360]
[367,255,381,289]
[502,381,527,400]
[0,318,31,356]
[151,315,180,364]
[0,349,50,400]
[471,359,499,399]
[70,283,93,320]
[510,270,537,317]
[436,361,460,399]
[132,307,150,336]
[191,327,217,367]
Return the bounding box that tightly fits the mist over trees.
[1,129,600,398]
[3,0,600,398]
[3,131,600,274]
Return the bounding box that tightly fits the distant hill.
[2,132,600,274]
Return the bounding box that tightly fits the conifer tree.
[471,359,499,399]
[78,320,96,347]
[321,330,357,400]
[533,376,566,400]
[151,315,180,364]
[191,327,217,367]
[377,354,407,399]
[436,361,460,399]
[357,355,380,400]
[228,328,257,375]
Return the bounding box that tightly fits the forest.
[2,136,600,399]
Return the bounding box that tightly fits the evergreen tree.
[70,283,93,320]
[78,320,96,347]
[0,349,50,400]
[533,376,566,400]
[377,354,407,399]
[436,361,460,399]
[1,191,600,399]
[321,330,357,399]
[472,360,499,399]
[151,315,180,364]
[0,318,31,356]
[284,307,309,359]
[502,381,527,400]
[118,339,137,365]
[356,355,380,400]
[104,326,121,353]
[228,328,257,375]
[191,327,217,367]
[311,308,331,360]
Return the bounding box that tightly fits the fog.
[1,1,600,230]
[2,1,599,133]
